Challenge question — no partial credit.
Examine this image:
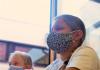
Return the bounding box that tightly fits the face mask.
[47,32,72,53]
[8,65,24,70]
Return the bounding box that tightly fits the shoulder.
[70,46,99,63]
[67,46,100,70]
[72,46,97,57]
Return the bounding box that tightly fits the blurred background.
[0,0,100,70]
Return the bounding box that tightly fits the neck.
[60,50,71,62]
[60,41,79,62]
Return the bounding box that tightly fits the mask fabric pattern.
[47,32,72,53]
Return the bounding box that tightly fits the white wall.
[0,0,50,46]
[58,0,88,19]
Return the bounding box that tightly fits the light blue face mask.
[47,31,73,53]
[8,65,24,70]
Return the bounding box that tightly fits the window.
[0,0,50,46]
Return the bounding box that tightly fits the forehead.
[11,55,24,63]
[52,19,71,31]
[56,18,65,23]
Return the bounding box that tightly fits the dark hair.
[55,14,86,47]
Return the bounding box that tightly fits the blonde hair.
[9,51,33,69]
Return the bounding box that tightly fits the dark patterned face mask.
[47,32,72,53]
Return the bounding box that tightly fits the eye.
[54,26,65,31]
[56,27,64,31]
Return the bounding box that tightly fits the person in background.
[8,51,33,70]
[45,14,100,70]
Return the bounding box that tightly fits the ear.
[72,30,83,41]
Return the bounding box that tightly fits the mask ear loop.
[67,30,80,44]
[70,29,80,34]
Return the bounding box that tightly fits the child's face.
[9,56,25,69]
